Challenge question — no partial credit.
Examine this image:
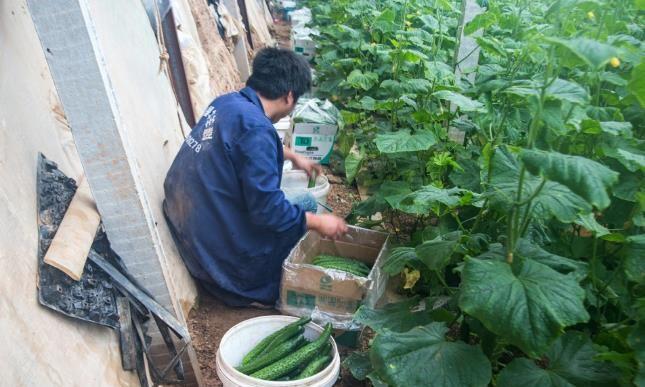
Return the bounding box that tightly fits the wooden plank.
[88,251,190,338]
[117,297,137,371]
[43,177,100,281]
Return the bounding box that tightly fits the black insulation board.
[36,154,122,328]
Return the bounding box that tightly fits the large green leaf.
[371,323,491,387]
[613,171,642,202]
[450,157,481,192]
[628,62,645,107]
[420,14,440,30]
[520,149,619,210]
[374,130,437,153]
[546,78,590,105]
[488,147,591,222]
[355,297,435,333]
[476,36,507,57]
[547,37,618,69]
[380,79,403,94]
[532,181,592,223]
[382,247,419,275]
[354,181,411,217]
[345,150,365,184]
[628,322,645,386]
[599,121,634,137]
[402,78,433,93]
[615,149,645,171]
[392,49,428,63]
[542,100,568,135]
[391,186,465,215]
[601,137,645,172]
[465,12,497,35]
[498,332,619,387]
[478,240,588,279]
[459,257,589,356]
[498,358,572,387]
[575,213,610,237]
[347,69,379,90]
[624,234,645,284]
[433,90,486,112]
[416,235,460,271]
[342,352,372,381]
[381,180,413,206]
[373,8,397,33]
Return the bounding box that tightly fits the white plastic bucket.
[281,170,331,213]
[216,315,340,387]
[274,117,292,145]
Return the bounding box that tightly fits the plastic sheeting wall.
[245,0,275,49]
[0,1,139,385]
[0,0,198,384]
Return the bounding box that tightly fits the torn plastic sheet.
[278,226,390,330]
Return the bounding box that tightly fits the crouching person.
[163,48,347,307]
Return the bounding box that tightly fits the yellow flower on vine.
[610,57,621,68]
[403,268,421,289]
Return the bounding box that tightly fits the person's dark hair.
[246,47,312,101]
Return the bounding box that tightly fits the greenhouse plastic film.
[278,226,390,330]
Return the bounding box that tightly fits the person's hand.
[306,213,348,239]
[286,149,322,177]
[293,153,322,177]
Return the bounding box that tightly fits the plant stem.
[507,47,554,263]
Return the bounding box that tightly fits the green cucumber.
[308,171,317,188]
[237,334,307,374]
[250,324,333,381]
[313,258,370,271]
[315,262,369,277]
[316,260,370,273]
[241,316,310,365]
[295,354,332,379]
[312,255,371,273]
[280,341,329,380]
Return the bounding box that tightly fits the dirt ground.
[272,20,293,49]
[187,175,366,386]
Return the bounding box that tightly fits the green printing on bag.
[295,136,312,146]
[319,275,333,291]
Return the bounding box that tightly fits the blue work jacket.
[163,87,306,305]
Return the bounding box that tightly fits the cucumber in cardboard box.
[290,98,341,165]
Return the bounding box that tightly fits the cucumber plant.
[300,0,644,385]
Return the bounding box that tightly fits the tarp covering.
[0,1,138,385]
[1,0,199,384]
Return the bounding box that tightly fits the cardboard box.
[291,123,337,164]
[292,36,316,59]
[278,226,391,331]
